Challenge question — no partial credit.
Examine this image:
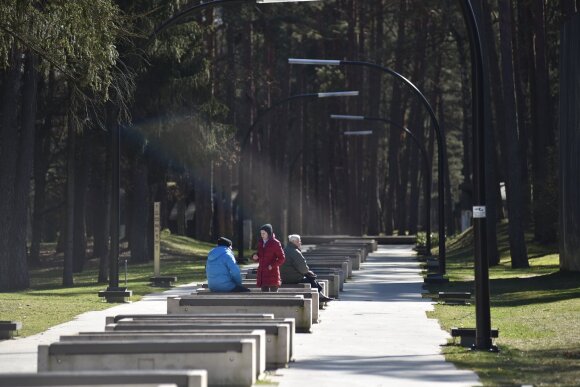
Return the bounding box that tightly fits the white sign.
[473,206,486,218]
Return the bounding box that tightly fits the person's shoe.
[319,295,334,303]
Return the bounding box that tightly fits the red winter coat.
[256,235,286,287]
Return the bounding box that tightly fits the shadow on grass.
[447,344,580,385]
[434,271,580,307]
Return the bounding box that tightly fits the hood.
[208,246,230,261]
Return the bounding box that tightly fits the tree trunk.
[96,111,113,283]
[474,0,500,266]
[63,113,75,287]
[514,3,533,226]
[0,50,24,291]
[10,53,37,289]
[531,0,558,243]
[29,69,55,266]
[498,0,529,268]
[450,26,473,231]
[385,0,407,235]
[559,14,580,272]
[128,156,150,263]
[72,130,91,272]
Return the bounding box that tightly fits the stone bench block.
[106,313,274,325]
[304,265,346,285]
[60,330,266,377]
[149,276,178,287]
[0,370,207,387]
[192,289,320,323]
[305,259,352,278]
[314,245,367,261]
[167,296,312,333]
[305,252,361,270]
[38,339,256,386]
[106,320,292,366]
[0,320,22,339]
[313,274,341,296]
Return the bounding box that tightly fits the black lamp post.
[289,58,448,278]
[236,91,359,262]
[458,0,496,351]
[331,114,433,257]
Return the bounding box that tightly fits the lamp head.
[343,130,373,136]
[289,58,341,65]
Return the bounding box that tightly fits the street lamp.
[331,114,433,257]
[237,90,359,262]
[458,0,496,351]
[289,57,448,278]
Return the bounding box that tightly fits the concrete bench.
[304,258,352,278]
[309,245,366,259]
[106,313,274,325]
[60,331,266,376]
[314,245,368,261]
[438,292,472,305]
[167,296,312,332]
[198,282,313,289]
[0,370,207,387]
[150,276,178,287]
[192,289,320,322]
[238,278,329,298]
[0,320,22,339]
[244,267,344,290]
[237,281,330,299]
[330,238,378,252]
[304,252,362,270]
[38,339,256,386]
[106,320,292,366]
[305,264,348,284]
[451,327,499,347]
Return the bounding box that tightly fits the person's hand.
[307,270,317,278]
[268,264,272,270]
[252,254,259,261]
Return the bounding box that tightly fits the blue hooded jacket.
[206,245,243,292]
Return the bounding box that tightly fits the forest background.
[0,0,579,290]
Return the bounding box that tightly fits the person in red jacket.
[251,223,286,292]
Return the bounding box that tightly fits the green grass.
[0,232,216,338]
[426,221,580,386]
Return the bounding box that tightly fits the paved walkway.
[0,245,480,386]
[272,245,479,386]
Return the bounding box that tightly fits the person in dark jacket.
[281,234,333,303]
[206,237,250,292]
[251,224,286,292]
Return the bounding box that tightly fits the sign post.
[150,202,177,287]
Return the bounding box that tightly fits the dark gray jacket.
[280,243,309,284]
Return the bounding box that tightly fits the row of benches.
[0,237,377,387]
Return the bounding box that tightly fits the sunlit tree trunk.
[498,0,529,268]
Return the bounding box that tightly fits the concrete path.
[271,245,480,386]
[0,284,199,373]
[0,245,480,386]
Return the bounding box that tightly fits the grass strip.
[0,233,215,338]
[426,222,580,386]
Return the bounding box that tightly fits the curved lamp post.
[236,91,359,262]
[288,0,494,351]
[102,0,323,301]
[289,57,447,278]
[459,0,495,351]
[331,114,433,257]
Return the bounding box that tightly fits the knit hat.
[260,224,273,238]
[217,236,232,247]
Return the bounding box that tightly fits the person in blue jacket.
[206,237,250,292]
